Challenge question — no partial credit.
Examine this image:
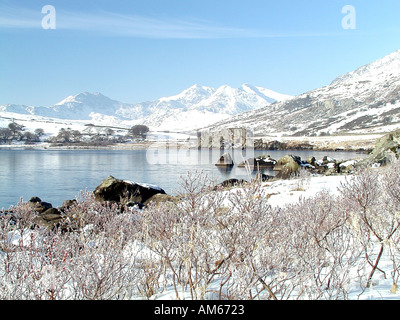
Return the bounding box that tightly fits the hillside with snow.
[0,84,292,134]
[207,49,400,137]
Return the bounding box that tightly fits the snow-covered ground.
[2,170,399,300]
[142,172,400,300]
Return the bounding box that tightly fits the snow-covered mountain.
[207,49,400,137]
[117,84,292,131]
[0,84,292,132]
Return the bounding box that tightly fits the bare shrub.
[140,171,229,299]
[2,161,400,300]
[0,193,141,300]
[281,191,363,299]
[340,164,400,290]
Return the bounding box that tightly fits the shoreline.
[0,133,381,153]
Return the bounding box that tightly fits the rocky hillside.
[207,49,400,137]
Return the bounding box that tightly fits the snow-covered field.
[255,174,400,301]
[1,162,400,300]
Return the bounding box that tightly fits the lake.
[0,148,367,209]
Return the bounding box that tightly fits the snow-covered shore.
[2,166,400,300]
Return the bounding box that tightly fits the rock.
[34,207,63,230]
[29,196,42,203]
[213,179,247,190]
[93,175,166,206]
[125,200,145,209]
[273,155,300,179]
[322,156,335,164]
[309,156,337,175]
[357,129,400,167]
[143,194,179,206]
[40,207,62,219]
[266,140,287,150]
[306,156,316,166]
[338,160,358,174]
[62,199,77,209]
[215,152,234,168]
[255,172,273,182]
[28,197,52,214]
[238,155,276,170]
[324,166,339,176]
[254,139,288,150]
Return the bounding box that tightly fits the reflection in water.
[0,148,367,209]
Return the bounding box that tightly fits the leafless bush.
[215,184,278,299]
[2,161,400,300]
[281,191,364,299]
[0,192,141,300]
[340,162,400,292]
[140,171,229,299]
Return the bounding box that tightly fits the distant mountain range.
[2,49,399,137]
[0,84,293,132]
[207,49,400,137]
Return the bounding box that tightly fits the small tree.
[8,122,24,140]
[34,128,45,139]
[0,127,13,143]
[52,128,82,144]
[129,125,149,140]
[22,131,39,144]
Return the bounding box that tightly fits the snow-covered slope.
[0,92,129,121]
[0,84,292,132]
[208,49,400,137]
[117,84,292,131]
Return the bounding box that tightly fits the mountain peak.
[1,83,292,131]
[209,48,400,137]
[331,48,400,86]
[55,91,115,106]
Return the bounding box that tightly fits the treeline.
[49,124,150,146]
[0,122,44,144]
[0,122,150,146]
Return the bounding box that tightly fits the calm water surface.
[0,148,367,209]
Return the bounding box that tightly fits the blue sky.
[1,0,400,106]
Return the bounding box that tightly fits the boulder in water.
[215,152,234,168]
[238,155,276,170]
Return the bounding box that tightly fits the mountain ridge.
[0,84,293,131]
[2,49,399,137]
[206,49,400,137]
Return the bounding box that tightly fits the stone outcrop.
[34,207,64,230]
[7,176,167,231]
[213,178,247,190]
[143,194,179,206]
[357,129,400,167]
[273,155,301,179]
[215,152,234,168]
[28,197,52,214]
[254,140,288,150]
[93,175,166,207]
[238,155,276,170]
